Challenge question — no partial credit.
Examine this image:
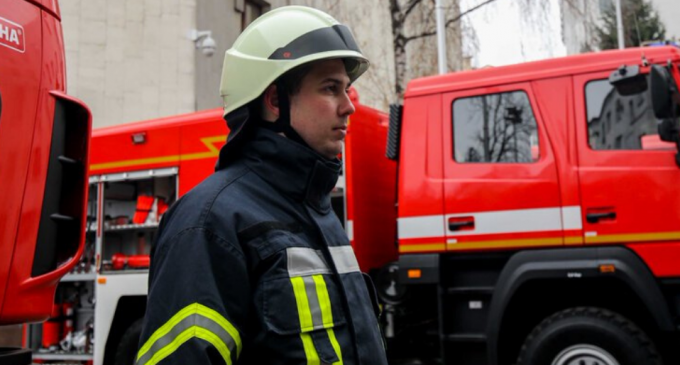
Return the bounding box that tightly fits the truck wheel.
[114,318,144,365]
[517,307,661,365]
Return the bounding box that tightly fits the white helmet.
[216,6,369,169]
[219,6,369,116]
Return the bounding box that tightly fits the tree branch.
[404,0,501,42]
[403,0,421,19]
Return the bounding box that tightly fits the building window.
[452,91,540,163]
[585,77,660,150]
[242,0,265,30]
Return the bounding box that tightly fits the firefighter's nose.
[339,92,355,116]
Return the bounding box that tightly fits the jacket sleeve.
[136,227,249,365]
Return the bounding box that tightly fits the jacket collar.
[241,128,340,213]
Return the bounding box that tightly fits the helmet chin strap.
[256,80,309,149]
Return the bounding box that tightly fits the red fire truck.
[25,46,680,365]
[1,0,91,363]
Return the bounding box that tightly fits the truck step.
[444,333,487,343]
[58,155,82,168]
[446,286,494,295]
[50,213,76,223]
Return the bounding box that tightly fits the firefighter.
[136,6,387,365]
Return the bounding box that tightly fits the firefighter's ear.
[262,84,279,120]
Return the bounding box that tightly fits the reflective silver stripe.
[329,246,360,274]
[286,246,360,277]
[287,247,331,277]
[397,206,584,240]
[136,313,237,365]
[304,276,325,329]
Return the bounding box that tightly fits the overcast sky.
[460,0,678,68]
[651,0,680,40]
[461,0,566,67]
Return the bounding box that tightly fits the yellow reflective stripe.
[136,303,241,363]
[327,329,343,365]
[313,275,343,365]
[145,326,194,365]
[291,276,315,332]
[195,328,232,364]
[301,333,321,365]
[312,275,334,328]
[294,277,321,365]
[90,135,226,171]
[137,304,196,360]
[143,326,232,365]
[196,304,242,357]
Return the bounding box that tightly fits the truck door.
[442,83,563,251]
[574,71,680,246]
[0,1,43,302]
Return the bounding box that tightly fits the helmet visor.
[268,24,367,80]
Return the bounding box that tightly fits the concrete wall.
[61,0,463,127]
[61,0,197,128]
[194,0,257,111]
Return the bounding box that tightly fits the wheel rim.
[551,344,620,365]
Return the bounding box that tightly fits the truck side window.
[452,91,539,163]
[585,78,660,150]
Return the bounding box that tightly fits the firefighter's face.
[289,59,355,159]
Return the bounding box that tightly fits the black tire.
[517,307,661,365]
[114,318,144,365]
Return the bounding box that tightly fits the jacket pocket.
[262,274,346,364]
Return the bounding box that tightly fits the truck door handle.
[586,211,616,223]
[448,217,475,231]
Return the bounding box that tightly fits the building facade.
[559,0,608,54]
[60,0,464,128]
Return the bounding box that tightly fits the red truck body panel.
[344,96,398,271]
[397,46,680,277]
[0,0,90,324]
[0,3,44,315]
[89,108,227,196]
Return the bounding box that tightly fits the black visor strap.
[268,25,361,60]
[256,80,309,148]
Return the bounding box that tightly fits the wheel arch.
[102,295,147,365]
[486,246,674,365]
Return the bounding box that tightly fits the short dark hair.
[279,62,315,95]
[250,62,315,119]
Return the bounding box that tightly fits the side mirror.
[650,64,679,119]
[658,119,679,143]
[609,65,648,96]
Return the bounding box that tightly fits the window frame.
[584,75,665,152]
[239,0,269,31]
[450,88,542,164]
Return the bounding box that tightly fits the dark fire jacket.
[136,128,387,365]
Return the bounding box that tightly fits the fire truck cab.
[1,0,91,363]
[378,46,680,365]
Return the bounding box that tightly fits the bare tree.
[389,0,502,101]
[455,92,538,163]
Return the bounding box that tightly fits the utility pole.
[615,0,625,49]
[436,0,447,74]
